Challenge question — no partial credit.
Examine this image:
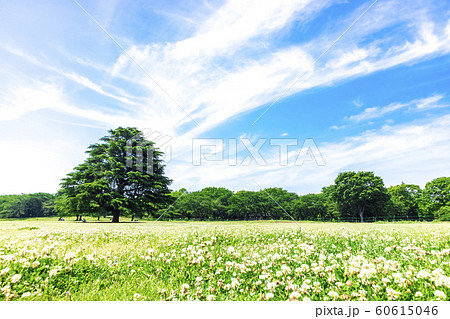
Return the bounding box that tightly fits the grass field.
[0,218,449,301]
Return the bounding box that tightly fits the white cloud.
[415,94,448,109]
[1,0,450,194]
[168,113,450,193]
[349,93,448,122]
[106,0,450,141]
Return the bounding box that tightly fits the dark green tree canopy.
[0,193,55,218]
[57,127,172,222]
[422,177,450,219]
[332,171,389,222]
[387,183,421,220]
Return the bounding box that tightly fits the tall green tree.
[58,127,172,222]
[292,193,328,221]
[421,177,450,220]
[387,183,421,220]
[259,188,299,220]
[228,191,268,220]
[332,171,389,222]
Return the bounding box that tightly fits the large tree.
[421,177,450,220]
[58,127,172,222]
[292,193,328,221]
[387,183,421,220]
[332,171,389,222]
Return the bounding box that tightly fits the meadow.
[0,218,449,301]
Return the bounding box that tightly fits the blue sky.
[1,0,450,195]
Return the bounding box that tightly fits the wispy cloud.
[349,93,448,122]
[168,113,450,193]
[106,0,450,139]
[1,0,450,194]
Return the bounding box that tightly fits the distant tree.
[166,187,233,220]
[0,193,55,218]
[228,191,267,220]
[57,127,172,222]
[332,171,390,222]
[387,183,421,220]
[259,188,299,220]
[321,185,340,220]
[292,193,328,221]
[440,205,450,221]
[421,177,450,220]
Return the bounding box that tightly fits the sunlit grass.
[0,219,449,300]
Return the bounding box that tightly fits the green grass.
[0,219,449,301]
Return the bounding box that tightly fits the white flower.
[32,261,40,268]
[266,281,277,292]
[328,290,339,300]
[21,292,31,298]
[386,288,400,300]
[1,267,10,276]
[231,278,240,289]
[49,267,62,277]
[265,293,274,300]
[415,291,423,298]
[11,274,21,283]
[227,246,235,254]
[289,291,301,300]
[272,253,281,260]
[64,252,77,262]
[133,293,141,300]
[434,290,446,300]
[281,264,291,274]
[206,295,216,301]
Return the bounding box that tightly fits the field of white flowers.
[0,219,449,301]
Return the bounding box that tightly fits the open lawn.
[0,218,449,301]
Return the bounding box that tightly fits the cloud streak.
[349,94,448,122]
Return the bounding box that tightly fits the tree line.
[161,173,450,222]
[2,127,448,223]
[0,193,56,219]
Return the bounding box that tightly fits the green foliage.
[332,171,390,222]
[439,206,450,221]
[421,177,450,220]
[161,174,450,222]
[0,193,55,219]
[387,183,421,220]
[292,193,327,220]
[165,188,299,221]
[1,221,450,301]
[57,127,172,222]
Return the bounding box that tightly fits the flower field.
[0,219,449,301]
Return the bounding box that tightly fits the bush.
[439,206,450,221]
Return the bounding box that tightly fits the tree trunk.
[76,215,79,221]
[131,215,134,221]
[98,216,100,221]
[358,206,365,223]
[112,210,120,223]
